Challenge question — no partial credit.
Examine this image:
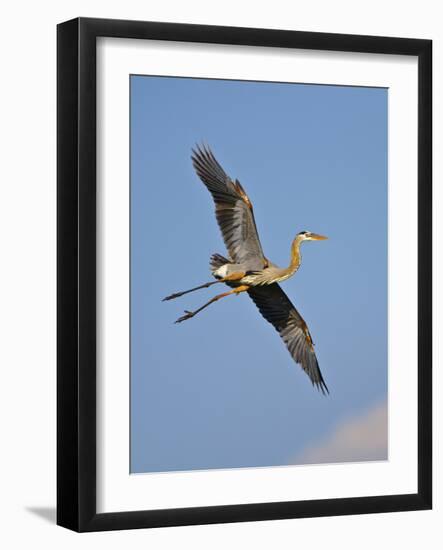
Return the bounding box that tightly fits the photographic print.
[130,75,388,474]
[57,18,431,531]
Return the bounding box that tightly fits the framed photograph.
[57,17,432,532]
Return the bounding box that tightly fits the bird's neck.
[288,235,303,274]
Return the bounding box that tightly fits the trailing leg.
[162,272,246,302]
[175,285,250,323]
[162,280,221,301]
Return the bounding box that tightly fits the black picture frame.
[57,17,432,532]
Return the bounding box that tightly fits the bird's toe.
[163,292,179,301]
[175,310,195,323]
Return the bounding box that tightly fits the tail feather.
[210,253,231,272]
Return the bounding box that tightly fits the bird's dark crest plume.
[163,144,329,395]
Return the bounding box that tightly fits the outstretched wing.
[248,284,328,394]
[191,145,266,266]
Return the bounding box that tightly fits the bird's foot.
[162,292,183,301]
[175,310,195,323]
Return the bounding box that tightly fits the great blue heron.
[163,145,329,394]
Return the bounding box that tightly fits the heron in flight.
[163,145,329,394]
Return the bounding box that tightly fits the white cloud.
[290,401,387,465]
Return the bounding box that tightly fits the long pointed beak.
[310,233,328,241]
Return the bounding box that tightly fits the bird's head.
[298,231,328,242]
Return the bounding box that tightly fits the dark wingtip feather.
[317,379,329,396]
[191,143,232,197]
[312,362,329,395]
[191,142,213,165]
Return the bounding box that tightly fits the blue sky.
[130,75,387,473]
